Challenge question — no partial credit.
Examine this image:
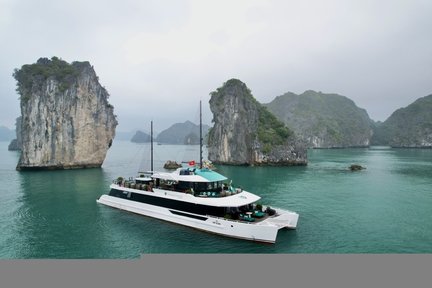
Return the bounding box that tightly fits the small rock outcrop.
[264,91,374,148]
[207,79,307,166]
[163,160,182,169]
[13,57,117,170]
[349,164,365,171]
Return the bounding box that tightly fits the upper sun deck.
[151,167,227,183]
[118,167,252,202]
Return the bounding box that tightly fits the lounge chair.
[253,210,265,218]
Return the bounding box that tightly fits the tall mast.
[199,100,203,169]
[151,120,153,173]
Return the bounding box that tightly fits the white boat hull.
[97,195,298,243]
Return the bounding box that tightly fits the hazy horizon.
[1,0,431,132]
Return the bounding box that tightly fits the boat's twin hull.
[97,195,297,243]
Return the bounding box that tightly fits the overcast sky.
[1,0,431,133]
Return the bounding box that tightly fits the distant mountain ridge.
[372,94,432,147]
[112,92,432,149]
[0,126,15,141]
[115,131,137,141]
[155,121,210,145]
[264,90,374,148]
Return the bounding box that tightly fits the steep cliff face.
[208,79,307,165]
[13,57,117,170]
[264,91,373,148]
[372,94,432,147]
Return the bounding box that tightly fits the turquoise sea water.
[1,141,431,258]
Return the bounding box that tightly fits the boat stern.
[260,209,299,230]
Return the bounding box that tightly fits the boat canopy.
[193,191,261,207]
[194,168,227,182]
[135,177,152,182]
[152,168,227,183]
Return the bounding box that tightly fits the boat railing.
[113,178,154,192]
[208,208,270,224]
[195,187,242,198]
[112,177,246,198]
[208,215,256,224]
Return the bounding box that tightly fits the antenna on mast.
[199,100,203,169]
[151,120,153,173]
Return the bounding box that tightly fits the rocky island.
[207,79,307,166]
[13,57,117,170]
[264,90,374,148]
[131,131,151,143]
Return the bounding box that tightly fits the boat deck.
[116,178,244,199]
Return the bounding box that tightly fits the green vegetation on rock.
[210,78,256,104]
[13,57,81,100]
[257,105,292,153]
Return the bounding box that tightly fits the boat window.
[209,181,222,192]
[239,205,252,213]
[177,181,193,191]
[179,169,195,175]
[191,181,224,192]
[193,182,207,192]
[158,179,176,190]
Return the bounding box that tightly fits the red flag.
[188,160,195,166]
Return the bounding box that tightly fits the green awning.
[194,169,228,182]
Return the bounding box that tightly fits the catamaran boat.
[96,104,299,243]
[97,166,299,243]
